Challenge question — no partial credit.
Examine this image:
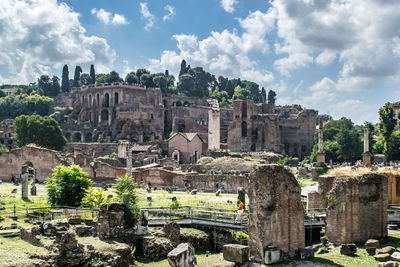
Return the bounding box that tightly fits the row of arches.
[81,92,119,108]
[65,132,96,143]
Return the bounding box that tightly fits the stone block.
[20,227,42,246]
[377,246,396,255]
[223,244,249,263]
[68,217,82,225]
[340,244,357,256]
[74,225,93,237]
[299,248,314,259]
[379,261,399,267]
[391,252,400,262]
[167,243,196,267]
[366,239,379,255]
[264,246,282,265]
[376,254,392,262]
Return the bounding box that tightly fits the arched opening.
[114,92,119,105]
[85,132,93,142]
[163,100,167,107]
[101,109,109,123]
[81,96,85,106]
[96,94,100,106]
[65,133,71,142]
[176,101,182,106]
[73,132,82,142]
[241,121,247,137]
[89,95,92,107]
[104,93,109,107]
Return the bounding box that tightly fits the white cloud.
[140,2,155,31]
[270,0,400,90]
[91,8,128,25]
[0,0,115,84]
[163,5,176,22]
[220,0,238,13]
[148,9,276,87]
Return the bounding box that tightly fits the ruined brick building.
[51,83,316,159]
[228,100,317,159]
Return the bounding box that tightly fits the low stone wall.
[326,173,388,244]
[180,174,248,193]
[65,143,117,158]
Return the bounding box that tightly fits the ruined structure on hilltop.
[228,100,317,158]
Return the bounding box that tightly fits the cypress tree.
[61,64,69,92]
[90,64,95,84]
[73,66,82,87]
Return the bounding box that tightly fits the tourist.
[235,200,244,224]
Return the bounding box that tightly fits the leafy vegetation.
[0,94,53,120]
[82,188,110,209]
[46,164,92,207]
[14,114,66,150]
[316,163,328,176]
[113,175,140,225]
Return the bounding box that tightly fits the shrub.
[46,164,92,207]
[316,163,328,176]
[82,188,110,209]
[113,174,140,225]
[0,215,4,222]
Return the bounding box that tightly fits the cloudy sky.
[1,0,400,125]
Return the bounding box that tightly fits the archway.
[241,121,247,137]
[101,109,109,123]
[85,132,93,142]
[114,92,119,105]
[104,93,109,107]
[73,132,82,142]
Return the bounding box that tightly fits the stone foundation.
[248,164,305,260]
[326,173,388,244]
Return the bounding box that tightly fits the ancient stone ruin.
[248,164,305,261]
[326,173,388,243]
[97,202,136,238]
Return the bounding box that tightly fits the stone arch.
[242,101,247,119]
[81,95,85,106]
[241,121,247,137]
[104,93,110,107]
[89,94,92,107]
[96,94,100,106]
[114,92,119,105]
[163,100,168,107]
[101,109,109,123]
[176,101,182,106]
[73,132,82,142]
[85,132,93,142]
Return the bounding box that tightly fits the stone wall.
[65,143,118,158]
[306,176,335,209]
[326,173,388,244]
[0,146,63,181]
[381,171,400,205]
[248,164,304,260]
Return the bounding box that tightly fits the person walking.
[235,200,244,224]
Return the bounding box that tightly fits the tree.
[106,71,122,83]
[0,90,5,98]
[242,80,260,102]
[51,76,60,96]
[96,73,108,84]
[378,102,396,151]
[179,59,189,77]
[61,64,69,92]
[267,90,276,104]
[210,86,230,107]
[0,94,53,120]
[386,130,400,160]
[136,68,150,83]
[153,73,168,93]
[224,79,235,99]
[90,64,96,84]
[113,174,140,225]
[46,164,92,207]
[79,74,91,86]
[73,66,82,87]
[177,73,194,95]
[125,72,139,85]
[260,87,266,103]
[14,114,66,150]
[140,73,155,88]
[38,75,52,97]
[232,85,250,100]
[82,188,110,208]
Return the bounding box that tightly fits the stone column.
[208,99,220,152]
[126,144,132,178]
[317,119,325,164]
[362,128,372,166]
[21,165,29,200]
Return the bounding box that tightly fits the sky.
[1,0,400,125]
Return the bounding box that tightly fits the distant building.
[0,87,18,96]
[168,132,206,164]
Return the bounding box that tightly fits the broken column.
[326,173,388,243]
[126,143,132,178]
[362,128,372,166]
[248,164,305,262]
[317,119,325,165]
[21,165,29,200]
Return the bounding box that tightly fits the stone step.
[0,229,20,237]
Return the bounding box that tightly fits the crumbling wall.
[248,164,304,260]
[381,171,400,205]
[307,176,335,209]
[326,173,388,244]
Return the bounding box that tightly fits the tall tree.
[232,85,250,100]
[140,73,155,88]
[73,66,82,87]
[153,73,168,93]
[106,71,122,83]
[267,90,277,104]
[179,59,188,77]
[61,64,69,92]
[38,75,53,97]
[90,64,96,84]
[51,76,60,96]
[80,74,91,86]
[260,87,266,103]
[386,130,400,160]
[136,68,150,83]
[378,102,396,151]
[96,74,108,84]
[224,79,235,99]
[125,72,139,85]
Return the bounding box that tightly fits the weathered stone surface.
[264,245,282,265]
[379,261,399,267]
[340,244,357,256]
[68,217,82,225]
[162,222,180,245]
[366,239,380,255]
[376,254,392,262]
[167,243,196,267]
[248,165,304,260]
[97,202,135,239]
[377,246,396,255]
[74,225,93,237]
[223,244,249,263]
[20,227,42,246]
[143,236,174,259]
[326,173,388,244]
[54,231,89,266]
[391,252,400,262]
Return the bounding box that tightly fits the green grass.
[135,252,224,267]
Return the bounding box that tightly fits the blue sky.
[1,0,400,125]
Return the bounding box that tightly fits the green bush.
[316,163,328,176]
[113,174,140,225]
[82,188,110,209]
[46,164,92,207]
[0,215,4,222]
